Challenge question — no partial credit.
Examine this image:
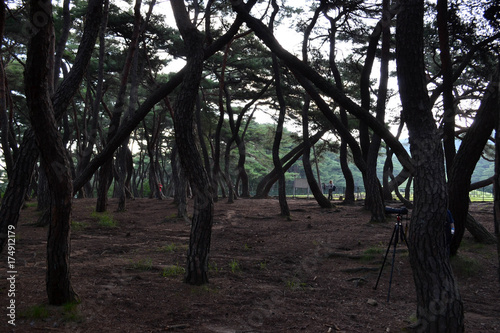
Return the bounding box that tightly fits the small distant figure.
[157,183,163,199]
[327,180,335,200]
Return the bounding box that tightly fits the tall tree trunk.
[270,0,289,217]
[53,0,71,88]
[76,0,109,199]
[171,0,213,285]
[302,96,331,208]
[0,0,103,253]
[224,140,235,203]
[96,0,142,212]
[437,0,456,176]
[25,0,78,305]
[325,13,355,203]
[71,9,251,194]
[170,145,187,218]
[360,1,392,221]
[396,0,463,330]
[0,1,13,177]
[448,68,498,255]
[300,6,331,208]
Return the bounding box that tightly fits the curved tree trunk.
[171,0,213,285]
[96,0,142,212]
[0,0,103,253]
[397,0,463,329]
[302,96,331,208]
[448,66,498,255]
[300,7,331,209]
[360,0,392,222]
[25,0,78,305]
[268,0,289,217]
[325,14,355,203]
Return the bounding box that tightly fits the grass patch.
[209,261,221,274]
[284,277,307,291]
[62,301,82,322]
[158,243,188,253]
[20,304,50,320]
[229,259,241,273]
[91,211,117,227]
[161,264,185,278]
[361,247,384,261]
[71,220,88,232]
[451,255,482,278]
[23,202,38,209]
[131,258,153,271]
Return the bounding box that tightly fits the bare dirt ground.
[1,197,499,332]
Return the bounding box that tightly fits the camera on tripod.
[374,206,411,301]
[384,206,408,216]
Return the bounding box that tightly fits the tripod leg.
[374,224,397,290]
[386,223,400,302]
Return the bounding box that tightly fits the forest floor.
[1,196,499,333]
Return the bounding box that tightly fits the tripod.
[373,214,409,302]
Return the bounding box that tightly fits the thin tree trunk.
[437,0,456,176]
[270,0,289,218]
[325,13,355,203]
[96,0,143,212]
[300,6,331,208]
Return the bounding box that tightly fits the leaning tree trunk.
[325,15,355,204]
[171,0,213,285]
[0,0,102,253]
[302,96,331,208]
[300,9,331,209]
[448,66,498,255]
[25,0,77,305]
[96,0,142,213]
[397,0,464,330]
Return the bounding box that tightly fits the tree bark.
[0,1,13,178]
[448,67,498,255]
[269,0,290,217]
[171,0,213,285]
[0,0,103,253]
[300,6,331,209]
[72,6,254,194]
[76,0,109,199]
[96,0,143,212]
[437,0,456,176]
[25,0,78,305]
[254,131,325,198]
[396,0,463,330]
